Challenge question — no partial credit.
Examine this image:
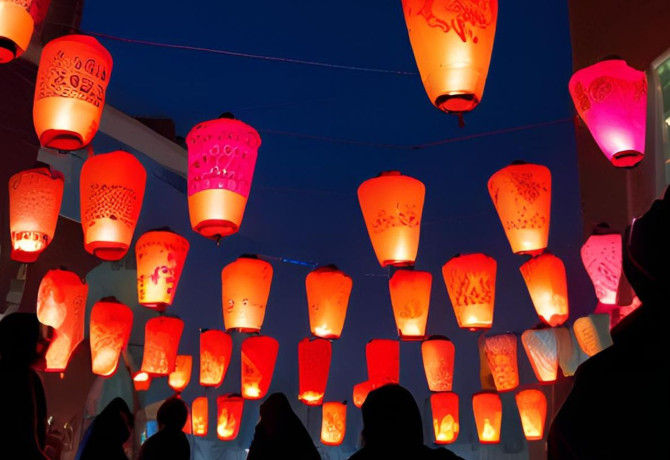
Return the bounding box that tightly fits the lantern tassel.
[457,113,466,128]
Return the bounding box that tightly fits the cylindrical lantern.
[192,397,208,437]
[353,381,375,408]
[472,391,502,444]
[488,162,551,255]
[141,316,184,376]
[89,298,133,377]
[389,269,432,339]
[187,115,261,240]
[521,328,558,383]
[483,333,519,392]
[169,355,192,393]
[200,329,233,387]
[34,34,112,150]
[0,0,50,63]
[217,394,244,441]
[580,228,622,305]
[298,338,332,406]
[9,166,64,263]
[421,336,455,392]
[80,151,146,261]
[366,339,400,385]
[520,253,569,327]
[515,389,547,441]
[442,253,496,330]
[569,59,647,168]
[321,401,346,446]
[401,0,498,114]
[573,313,613,357]
[430,392,459,444]
[306,265,352,339]
[357,171,425,267]
[133,371,151,391]
[221,255,273,332]
[241,335,279,400]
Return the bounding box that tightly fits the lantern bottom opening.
[382,259,416,268]
[40,131,88,151]
[10,247,41,263]
[140,302,168,312]
[435,93,478,114]
[194,219,239,239]
[321,440,344,447]
[0,38,17,63]
[398,333,426,341]
[229,327,261,334]
[312,332,341,340]
[86,241,130,261]
[0,3,32,63]
[611,150,644,168]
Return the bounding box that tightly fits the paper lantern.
[430,392,459,444]
[133,371,151,391]
[9,166,64,263]
[321,401,346,446]
[580,229,622,305]
[187,115,261,240]
[80,151,146,260]
[199,329,232,387]
[34,34,112,150]
[554,326,587,377]
[298,338,332,406]
[520,253,569,327]
[192,397,208,437]
[472,391,502,444]
[401,0,498,114]
[141,317,184,376]
[241,335,279,400]
[217,394,244,441]
[573,313,613,357]
[389,269,431,339]
[421,336,455,392]
[515,389,547,441]
[358,171,425,267]
[488,163,551,255]
[353,381,375,408]
[183,411,192,435]
[36,269,80,329]
[306,265,352,339]
[483,333,518,392]
[0,0,50,63]
[521,328,558,383]
[89,298,133,377]
[366,339,399,385]
[569,59,647,167]
[221,255,273,332]
[169,355,192,393]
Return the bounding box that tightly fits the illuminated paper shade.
[217,394,244,441]
[89,298,133,376]
[521,328,558,383]
[200,329,233,387]
[483,333,518,392]
[431,392,459,444]
[241,335,279,400]
[298,338,332,406]
[554,326,587,377]
[520,253,569,327]
[421,336,455,392]
[37,269,83,330]
[221,255,273,332]
[0,0,51,63]
[321,401,346,446]
[366,339,399,385]
[133,371,151,391]
[192,397,208,437]
[389,269,431,339]
[353,381,375,408]
[580,230,622,305]
[515,389,547,441]
[141,317,184,376]
[472,391,502,444]
[306,265,352,339]
[573,313,613,357]
[169,355,192,393]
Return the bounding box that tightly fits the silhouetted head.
[157,397,188,430]
[97,397,134,444]
[0,313,46,367]
[361,384,424,448]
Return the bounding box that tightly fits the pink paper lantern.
[580,228,622,305]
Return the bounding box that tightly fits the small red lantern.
[217,394,244,441]
[169,355,192,393]
[483,333,518,392]
[89,298,133,377]
[515,389,547,441]
[472,391,502,444]
[421,336,455,392]
[366,339,399,385]
[321,401,347,446]
[389,269,431,339]
[133,371,151,391]
[580,228,622,305]
[199,329,233,387]
[241,335,279,400]
[352,381,375,408]
[221,255,273,332]
[183,411,192,434]
[573,313,613,357]
[306,265,352,339]
[141,316,184,376]
[430,392,459,444]
[520,253,569,327]
[192,396,208,437]
[0,0,51,63]
[298,338,332,406]
[521,328,558,383]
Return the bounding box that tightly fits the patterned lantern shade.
[321,401,347,446]
[89,298,133,377]
[521,328,558,383]
[573,313,613,357]
[580,229,622,305]
[133,371,151,391]
[141,316,184,376]
[192,397,208,437]
[421,336,455,392]
[80,151,146,261]
[389,269,431,339]
[366,339,400,385]
[472,391,502,444]
[488,163,551,255]
[353,381,375,408]
[199,329,232,387]
[217,394,244,441]
[241,335,279,400]
[0,0,51,63]
[187,115,261,240]
[483,333,518,392]
[34,34,112,150]
[569,59,647,168]
[431,392,459,444]
[520,253,569,327]
[221,255,273,332]
[298,338,332,406]
[9,166,64,263]
[306,265,352,339]
[358,171,425,267]
[515,389,547,441]
[554,326,587,377]
[169,355,192,393]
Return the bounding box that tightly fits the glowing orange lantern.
[321,401,346,446]
[515,389,547,441]
[580,228,622,305]
[488,162,551,255]
[199,329,232,387]
[141,316,184,376]
[221,255,273,332]
[34,34,112,150]
[241,335,279,400]
[366,339,399,385]
[298,338,332,406]
[472,391,502,444]
[0,0,50,63]
[169,355,192,393]
[573,313,613,357]
[521,328,558,383]
[352,381,375,408]
[357,171,425,267]
[183,411,192,434]
[306,265,352,339]
[89,298,133,377]
[401,0,498,114]
[133,371,151,391]
[80,151,146,260]
[389,269,431,339]
[421,336,455,392]
[520,253,569,327]
[483,333,518,392]
[430,392,459,444]
[9,166,64,263]
[192,397,208,437]
[217,394,244,441]
[37,269,81,329]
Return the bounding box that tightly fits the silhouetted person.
[77,397,134,460]
[247,392,320,460]
[138,396,190,460]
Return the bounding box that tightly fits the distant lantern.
[0,0,51,63]
[221,255,273,332]
[515,389,547,441]
[199,329,232,387]
[217,394,244,441]
[80,151,146,261]
[133,371,151,391]
[9,166,64,263]
[89,298,133,377]
[569,59,647,168]
[34,34,112,150]
[366,339,400,385]
[141,317,184,376]
[169,355,192,393]
[357,171,425,267]
[573,313,613,357]
[580,228,622,305]
[488,162,551,255]
[521,328,558,383]
[353,381,375,408]
[472,391,502,444]
[483,333,518,392]
[520,253,569,327]
[241,335,279,400]
[321,401,347,446]
[401,0,498,114]
[306,265,352,339]
[187,115,261,241]
[298,338,332,406]
[421,336,455,392]
[389,269,432,339]
[192,397,208,437]
[431,392,459,444]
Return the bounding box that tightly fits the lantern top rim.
[187,117,261,146]
[423,334,452,343]
[569,58,645,85]
[45,34,113,63]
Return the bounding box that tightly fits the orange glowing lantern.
[321,401,347,446]
[187,114,261,241]
[192,397,208,437]
[366,339,400,385]
[472,391,502,444]
[133,371,151,391]
[521,328,558,383]
[221,255,273,332]
[389,269,431,339]
[515,389,547,441]
[483,333,518,392]
[169,355,192,393]
[353,381,375,408]
[141,316,184,376]
[306,265,352,339]
[241,335,279,400]
[80,151,146,260]
[217,394,244,441]
[421,336,455,392]
[89,298,133,377]
[9,166,64,263]
[183,411,192,434]
[358,171,425,267]
[520,253,569,327]
[298,338,332,406]
[580,227,622,305]
[199,329,232,387]
[488,162,551,255]
[0,0,51,63]
[573,313,613,357]
[34,34,112,150]
[401,0,498,114]
[431,392,459,444]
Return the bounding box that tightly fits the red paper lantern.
[306,265,352,339]
[580,228,622,305]
[217,394,244,441]
[421,336,455,392]
[0,0,51,63]
[521,328,558,383]
[133,371,151,391]
[192,397,208,437]
[169,355,192,393]
[472,391,502,444]
[389,269,432,340]
[221,255,273,332]
[366,339,400,385]
[89,298,133,377]
[298,338,332,406]
[520,253,569,327]
[321,401,346,446]
[483,333,518,392]
[352,381,375,408]
[430,392,459,444]
[241,335,279,400]
[183,411,192,435]
[573,313,613,357]
[199,329,232,387]
[141,317,184,376]
[515,389,547,441]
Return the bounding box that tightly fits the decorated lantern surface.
[298,338,332,406]
[141,316,184,376]
[515,389,547,441]
[422,336,455,392]
[431,392,459,444]
[353,381,375,408]
[200,329,232,387]
[389,269,431,339]
[192,397,208,437]
[306,265,352,339]
[580,229,622,305]
[169,355,192,393]
[483,333,518,392]
[217,394,244,441]
[573,313,613,357]
[521,328,558,383]
[34,34,112,150]
[0,0,51,63]
[555,326,587,377]
[133,371,151,391]
[401,0,498,114]
[472,391,502,444]
[569,59,647,168]
[221,255,273,332]
[488,163,551,255]
[89,298,133,377]
[80,151,146,260]
[358,171,425,267]
[241,335,279,399]
[520,253,569,327]
[9,166,64,263]
[366,339,399,385]
[442,253,496,330]
[187,115,261,240]
[321,401,347,446]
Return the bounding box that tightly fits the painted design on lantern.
[371,203,420,234]
[201,349,225,385]
[168,355,192,392]
[425,355,453,391]
[136,235,189,306]
[322,410,345,444]
[217,408,237,438]
[414,0,496,42]
[45,286,86,370]
[90,315,129,375]
[434,414,458,442]
[484,334,518,391]
[143,329,174,374]
[573,314,612,357]
[192,399,208,436]
[516,389,546,440]
[521,329,558,382]
[242,355,263,398]
[83,184,138,231]
[37,274,67,329]
[491,170,548,232]
[581,233,622,305]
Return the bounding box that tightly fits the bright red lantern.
[133,371,151,391]
[0,0,51,63]
[430,392,459,444]
[241,335,279,400]
[573,313,613,357]
[321,401,347,446]
[298,338,332,406]
[515,389,547,441]
[483,333,518,392]
[221,255,273,333]
[580,228,622,305]
[366,339,400,385]
[306,265,352,339]
[389,269,431,339]
[141,316,184,376]
[169,355,192,393]
[521,328,558,383]
[352,381,375,408]
[199,329,232,387]
[421,336,455,392]
[192,397,208,437]
[520,253,569,327]
[89,298,133,377]
[217,394,244,441]
[80,151,146,260]
[472,391,502,444]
